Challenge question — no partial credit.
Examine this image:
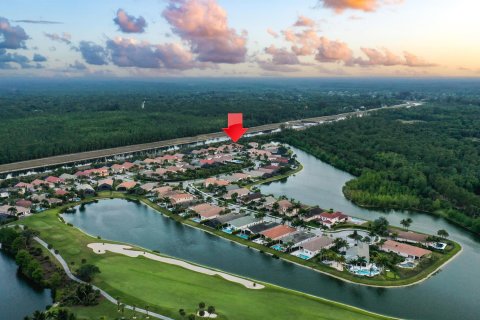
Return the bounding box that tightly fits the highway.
[0,102,419,175]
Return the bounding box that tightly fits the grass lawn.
[15,204,394,320]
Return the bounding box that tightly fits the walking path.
[34,237,173,320]
[88,243,265,290]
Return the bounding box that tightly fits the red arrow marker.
[223,113,248,142]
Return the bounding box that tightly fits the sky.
[1,0,479,78]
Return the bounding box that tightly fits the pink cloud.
[283,28,322,56]
[267,28,279,38]
[106,37,200,70]
[163,0,247,64]
[318,0,402,13]
[315,38,353,64]
[265,45,300,65]
[113,9,147,33]
[294,15,316,27]
[355,48,436,67]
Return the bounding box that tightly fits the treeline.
[0,80,398,164]
[277,102,480,234]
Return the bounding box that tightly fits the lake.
[0,252,52,319]
[63,147,480,320]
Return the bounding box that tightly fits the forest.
[276,102,480,234]
[0,78,398,164]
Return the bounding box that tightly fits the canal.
[61,146,479,320]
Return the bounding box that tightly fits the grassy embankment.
[15,198,395,320]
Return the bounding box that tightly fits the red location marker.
[223,113,248,142]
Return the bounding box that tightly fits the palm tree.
[400,218,413,231]
[437,229,449,239]
[357,256,367,267]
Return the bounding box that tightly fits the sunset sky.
[1,0,479,77]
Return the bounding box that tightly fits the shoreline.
[73,193,462,289]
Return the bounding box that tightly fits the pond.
[0,252,52,319]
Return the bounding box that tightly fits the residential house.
[116,181,137,191]
[204,178,230,188]
[140,182,157,192]
[76,184,95,195]
[168,193,195,205]
[245,222,280,235]
[281,231,316,247]
[97,179,114,191]
[380,240,432,260]
[345,243,370,263]
[16,199,32,208]
[261,225,297,241]
[299,236,335,257]
[301,207,324,222]
[393,230,429,245]
[0,205,30,216]
[228,215,262,231]
[318,211,349,228]
[276,199,298,217]
[225,188,250,200]
[190,203,224,220]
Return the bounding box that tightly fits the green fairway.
[16,204,394,320]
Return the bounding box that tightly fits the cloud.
[69,60,87,70]
[318,0,402,13]
[283,28,322,56]
[315,37,353,64]
[355,48,436,67]
[0,17,29,49]
[44,32,72,45]
[265,45,300,65]
[257,60,300,73]
[113,9,147,33]
[294,16,316,27]
[79,41,109,65]
[267,28,279,38]
[0,49,41,69]
[403,51,437,67]
[33,53,47,62]
[106,37,200,70]
[13,19,62,24]
[163,0,247,64]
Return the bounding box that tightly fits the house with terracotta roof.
[393,230,429,244]
[225,188,250,200]
[318,211,349,228]
[168,193,195,205]
[189,203,224,220]
[31,179,47,187]
[261,225,297,241]
[140,182,157,192]
[299,236,335,257]
[16,199,33,208]
[380,240,432,260]
[55,189,68,196]
[97,179,114,191]
[204,177,230,188]
[116,181,137,191]
[276,199,298,217]
[153,186,173,196]
[45,176,65,184]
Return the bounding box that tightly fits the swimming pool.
[236,233,249,240]
[271,244,284,251]
[191,217,202,223]
[398,261,416,268]
[222,227,234,234]
[350,266,380,277]
[297,254,311,260]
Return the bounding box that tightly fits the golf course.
[14,199,396,320]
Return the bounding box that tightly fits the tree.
[198,302,205,309]
[75,264,100,282]
[207,306,215,314]
[400,218,413,231]
[179,309,186,318]
[370,217,389,236]
[437,229,449,239]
